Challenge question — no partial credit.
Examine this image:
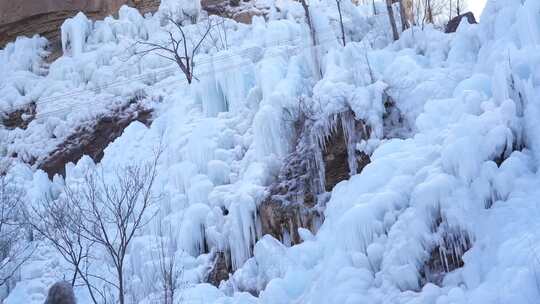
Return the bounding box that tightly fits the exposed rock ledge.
[0,0,266,49]
[0,0,160,48]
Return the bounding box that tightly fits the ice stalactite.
[159,0,202,25]
[259,106,371,245]
[61,12,92,57]
[196,67,228,117]
[196,51,257,117]
[311,109,371,191]
[252,104,293,160]
[179,203,211,257]
[488,61,527,167]
[420,210,473,286]
[226,194,261,271]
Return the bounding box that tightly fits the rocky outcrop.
[420,210,472,287]
[44,281,76,304]
[1,102,36,130]
[202,0,264,24]
[0,0,160,48]
[0,0,267,48]
[445,12,477,33]
[259,109,371,245]
[206,251,231,287]
[37,97,152,179]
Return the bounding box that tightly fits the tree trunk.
[386,0,400,41]
[399,0,410,31]
[300,0,322,79]
[118,266,125,304]
[337,0,346,46]
[426,0,433,23]
[71,271,77,286]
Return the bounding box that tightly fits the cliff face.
[0,0,160,47]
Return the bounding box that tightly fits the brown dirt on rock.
[420,211,472,287]
[0,0,160,48]
[1,102,36,130]
[38,104,152,179]
[206,251,231,287]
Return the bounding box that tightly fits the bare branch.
[0,162,34,287]
[135,16,220,84]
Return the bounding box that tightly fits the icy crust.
[2,0,540,303]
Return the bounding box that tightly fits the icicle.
[308,109,369,192]
[61,12,92,57]
[227,194,261,270]
[178,203,211,257]
[341,111,359,176]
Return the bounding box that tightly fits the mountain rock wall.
[0,0,160,47]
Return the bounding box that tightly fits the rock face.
[1,102,36,130]
[37,96,152,179]
[206,251,231,287]
[201,0,264,24]
[0,0,264,48]
[44,281,76,304]
[445,12,477,33]
[0,0,160,47]
[259,109,371,245]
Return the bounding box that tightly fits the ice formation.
[1,0,540,303]
[61,12,93,57]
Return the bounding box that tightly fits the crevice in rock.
[37,97,152,179]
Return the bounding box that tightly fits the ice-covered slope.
[1,0,540,303]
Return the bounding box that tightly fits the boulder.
[44,281,76,304]
[445,12,477,33]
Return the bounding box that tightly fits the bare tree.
[65,155,160,304]
[336,0,346,46]
[0,164,33,288]
[30,193,102,304]
[409,0,455,28]
[449,0,466,19]
[136,17,218,84]
[398,0,410,31]
[36,151,161,304]
[425,0,434,23]
[456,0,462,16]
[207,14,229,52]
[386,0,400,41]
[152,223,185,304]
